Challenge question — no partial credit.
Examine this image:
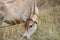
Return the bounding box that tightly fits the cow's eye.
[29,25,32,28]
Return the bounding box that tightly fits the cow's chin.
[23,23,37,38]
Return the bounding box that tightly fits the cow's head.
[23,6,39,38]
[23,18,37,38]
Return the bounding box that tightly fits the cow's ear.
[34,21,37,24]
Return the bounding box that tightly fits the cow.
[0,0,39,38]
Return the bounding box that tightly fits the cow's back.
[4,0,35,23]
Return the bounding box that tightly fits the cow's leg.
[0,14,4,40]
[23,6,39,38]
[0,14,4,27]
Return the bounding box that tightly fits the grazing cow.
[0,0,39,38]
